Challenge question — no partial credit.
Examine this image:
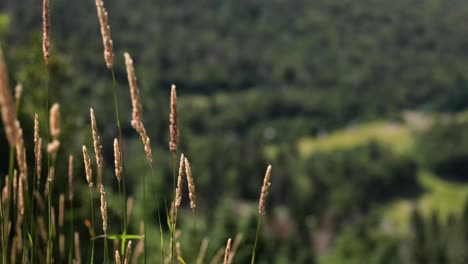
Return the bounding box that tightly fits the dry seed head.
[51,206,57,237]
[137,122,152,164]
[50,103,60,138]
[124,241,132,264]
[68,155,74,201]
[44,180,50,197]
[15,122,27,178]
[38,217,47,243]
[33,191,45,211]
[228,234,243,264]
[34,115,40,177]
[139,221,144,235]
[115,250,121,264]
[18,179,24,216]
[10,237,17,264]
[124,52,142,129]
[47,139,60,154]
[48,165,55,183]
[12,170,17,207]
[175,153,185,208]
[0,48,18,147]
[15,219,23,251]
[170,200,176,226]
[59,234,65,259]
[184,157,196,210]
[74,232,81,264]
[133,236,144,264]
[169,84,178,154]
[34,114,40,147]
[100,184,108,233]
[196,238,210,264]
[90,108,103,169]
[95,0,114,68]
[14,83,22,103]
[11,236,18,264]
[82,145,93,187]
[209,247,225,264]
[176,242,183,260]
[113,239,119,255]
[258,164,272,216]
[42,0,50,65]
[59,193,65,228]
[126,196,134,225]
[223,238,232,264]
[132,221,145,264]
[36,138,43,187]
[114,138,121,182]
[1,175,9,205]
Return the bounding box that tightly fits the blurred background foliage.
[3,0,468,262]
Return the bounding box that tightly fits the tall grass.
[0,0,274,262]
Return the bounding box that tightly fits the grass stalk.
[250,216,263,264]
[158,209,164,264]
[110,69,127,233]
[170,153,177,264]
[68,199,74,264]
[1,145,15,264]
[110,67,129,263]
[104,236,108,264]
[44,66,53,264]
[89,187,95,264]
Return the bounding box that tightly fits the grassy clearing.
[269,119,468,235]
[297,121,413,157]
[384,171,468,233]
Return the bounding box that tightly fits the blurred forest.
[3,0,468,263]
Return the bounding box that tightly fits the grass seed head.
[115,250,121,264]
[50,103,61,139]
[114,138,122,182]
[258,165,272,216]
[68,155,74,201]
[169,84,179,154]
[175,153,185,208]
[124,241,132,264]
[124,52,142,129]
[223,239,232,264]
[42,0,50,65]
[14,83,22,103]
[184,157,196,210]
[100,184,108,233]
[0,48,18,147]
[90,108,103,169]
[82,145,93,187]
[95,0,114,68]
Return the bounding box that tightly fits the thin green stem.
[111,67,127,262]
[89,187,95,264]
[44,64,53,264]
[68,198,74,264]
[250,216,263,264]
[142,163,151,264]
[170,153,177,264]
[110,69,127,234]
[0,188,5,264]
[192,210,196,238]
[46,177,54,264]
[118,181,125,256]
[157,209,164,264]
[30,163,38,264]
[104,237,109,264]
[1,145,14,264]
